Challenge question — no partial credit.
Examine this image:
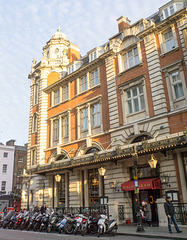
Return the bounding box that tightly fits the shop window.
[88,169,99,207]
[58,174,66,208]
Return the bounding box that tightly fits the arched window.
[85,147,100,154]
[131,134,152,143]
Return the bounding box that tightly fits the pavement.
[117,223,187,239]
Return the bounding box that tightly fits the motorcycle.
[47,212,62,233]
[33,213,43,231]
[81,215,98,236]
[74,214,88,235]
[63,215,76,234]
[13,212,26,229]
[27,212,39,231]
[2,211,16,229]
[97,214,117,237]
[39,213,50,232]
[7,213,18,229]
[20,212,31,230]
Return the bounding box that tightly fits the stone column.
[156,198,168,226]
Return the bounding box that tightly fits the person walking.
[142,201,152,227]
[33,203,39,213]
[40,203,47,214]
[164,196,182,234]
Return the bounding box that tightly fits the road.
[0,228,173,240]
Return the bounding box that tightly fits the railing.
[56,205,109,217]
[173,203,187,225]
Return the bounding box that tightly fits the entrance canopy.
[121,178,161,191]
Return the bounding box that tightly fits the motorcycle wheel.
[8,222,13,229]
[64,223,74,234]
[111,228,117,236]
[47,225,52,233]
[97,227,102,237]
[74,226,78,235]
[3,223,7,229]
[39,225,44,232]
[58,228,62,234]
[13,223,17,230]
[33,223,38,231]
[27,224,32,231]
[81,227,87,236]
[20,222,25,230]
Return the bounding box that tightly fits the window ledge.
[126,109,146,117]
[49,99,69,110]
[76,84,101,97]
[160,46,179,57]
[118,62,143,76]
[173,96,185,103]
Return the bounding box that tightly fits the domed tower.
[22,28,80,208]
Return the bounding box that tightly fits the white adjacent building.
[0,143,15,194]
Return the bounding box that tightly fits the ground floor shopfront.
[21,132,187,225]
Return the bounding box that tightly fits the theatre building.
[22,0,187,225]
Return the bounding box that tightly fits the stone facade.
[22,1,187,225]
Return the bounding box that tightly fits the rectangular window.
[80,75,87,92]
[1,181,6,191]
[62,115,69,138]
[164,30,175,52]
[126,85,145,114]
[81,108,88,131]
[18,156,23,162]
[90,69,99,87]
[31,149,36,166]
[90,51,97,62]
[62,84,69,101]
[33,83,38,105]
[18,168,22,175]
[2,164,7,173]
[91,103,101,128]
[123,46,139,71]
[54,89,60,105]
[53,119,59,145]
[170,70,184,100]
[3,152,8,158]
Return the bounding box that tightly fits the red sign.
[121,178,161,191]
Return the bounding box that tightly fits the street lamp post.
[132,146,144,232]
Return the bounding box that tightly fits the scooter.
[81,215,98,236]
[7,213,18,229]
[39,213,50,232]
[58,216,67,234]
[2,211,16,229]
[47,212,62,233]
[74,214,88,235]
[97,214,117,237]
[33,213,43,231]
[27,212,39,231]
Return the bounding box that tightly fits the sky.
[0,0,170,146]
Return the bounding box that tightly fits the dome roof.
[51,27,67,40]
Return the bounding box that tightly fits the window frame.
[33,81,39,105]
[162,60,187,110]
[80,107,88,132]
[31,149,36,166]
[32,114,38,133]
[2,164,7,174]
[1,181,6,191]
[158,25,178,55]
[3,152,8,158]
[90,69,99,87]
[91,103,101,128]
[80,75,88,93]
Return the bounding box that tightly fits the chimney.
[117,16,131,32]
[6,139,15,146]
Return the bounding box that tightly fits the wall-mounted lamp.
[148,154,158,169]
[160,174,170,187]
[98,167,106,176]
[55,174,61,182]
[109,180,120,192]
